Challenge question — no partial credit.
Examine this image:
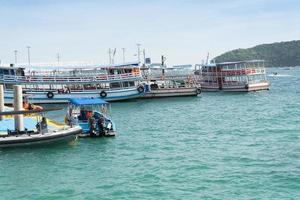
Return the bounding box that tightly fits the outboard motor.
[88,117,97,137]
[97,117,105,137]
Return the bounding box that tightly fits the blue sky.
[0,0,300,66]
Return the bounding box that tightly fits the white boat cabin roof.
[0,62,139,74]
[203,60,265,68]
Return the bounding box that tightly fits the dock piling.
[0,85,4,121]
[13,85,24,131]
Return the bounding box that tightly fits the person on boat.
[35,117,48,134]
[41,117,48,133]
[80,108,87,121]
[86,111,93,119]
[64,86,71,94]
[23,97,43,111]
[23,99,33,110]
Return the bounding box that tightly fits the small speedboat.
[65,98,116,137]
[0,109,82,148]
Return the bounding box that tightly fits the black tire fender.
[46,91,54,99]
[100,91,107,98]
[137,85,144,93]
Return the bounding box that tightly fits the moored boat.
[0,85,82,148]
[0,62,145,104]
[198,60,269,92]
[141,58,201,98]
[65,98,116,137]
[0,109,82,148]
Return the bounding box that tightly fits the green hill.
[214,40,300,67]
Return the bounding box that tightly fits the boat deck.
[0,116,66,136]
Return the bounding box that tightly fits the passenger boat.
[65,98,116,137]
[0,62,145,104]
[198,60,269,92]
[141,63,201,98]
[0,109,82,148]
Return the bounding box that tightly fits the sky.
[0,0,300,66]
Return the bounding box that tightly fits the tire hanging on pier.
[100,91,107,98]
[137,85,144,93]
[46,91,54,99]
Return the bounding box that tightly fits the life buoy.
[196,88,202,95]
[47,91,54,99]
[137,85,144,93]
[100,91,107,98]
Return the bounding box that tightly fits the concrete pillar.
[13,85,24,131]
[0,85,4,121]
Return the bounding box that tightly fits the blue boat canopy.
[69,98,108,106]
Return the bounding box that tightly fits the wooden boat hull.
[201,82,269,92]
[141,87,201,98]
[0,126,82,148]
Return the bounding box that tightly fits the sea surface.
[0,67,299,200]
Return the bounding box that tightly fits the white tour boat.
[0,62,145,104]
[198,60,269,92]
[141,62,201,98]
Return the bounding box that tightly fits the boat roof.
[69,98,108,106]
[0,62,139,71]
[202,60,265,67]
[217,60,265,66]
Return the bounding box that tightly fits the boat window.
[123,82,129,87]
[129,81,135,87]
[10,69,15,75]
[124,69,131,73]
[110,82,121,88]
[5,84,13,89]
[3,69,9,75]
[0,69,2,75]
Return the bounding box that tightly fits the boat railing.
[0,73,141,83]
[201,68,266,76]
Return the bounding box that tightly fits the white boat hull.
[0,126,81,148]
[4,87,142,104]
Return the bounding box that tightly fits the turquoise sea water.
[0,67,299,199]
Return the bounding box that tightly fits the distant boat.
[198,60,270,92]
[140,64,201,98]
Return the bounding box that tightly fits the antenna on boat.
[108,48,112,64]
[137,43,141,64]
[14,50,18,64]
[57,53,60,64]
[27,46,31,67]
[112,48,116,64]
[122,48,125,63]
[143,49,146,66]
[206,52,209,64]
